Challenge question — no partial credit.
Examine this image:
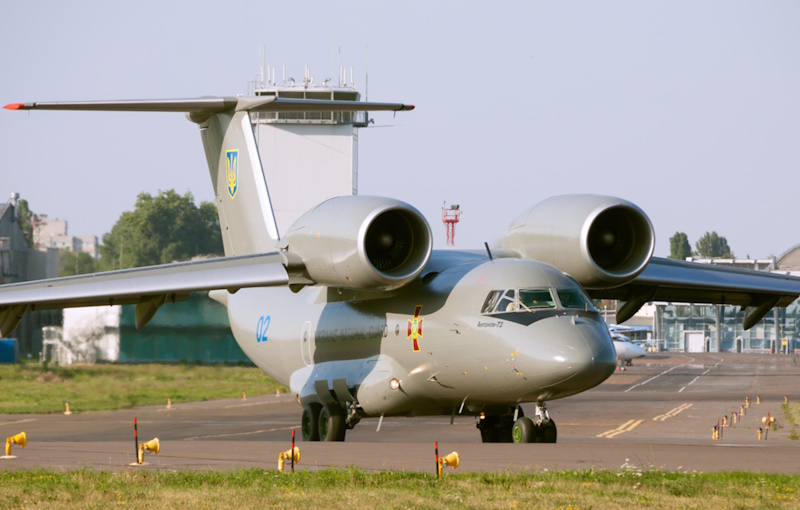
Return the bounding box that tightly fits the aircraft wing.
[0,253,289,335]
[589,256,800,329]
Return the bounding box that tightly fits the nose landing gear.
[512,401,557,443]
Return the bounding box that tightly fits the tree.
[669,232,692,260]
[59,250,98,276]
[695,231,733,259]
[99,190,223,270]
[15,198,34,246]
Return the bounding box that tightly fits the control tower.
[249,65,369,235]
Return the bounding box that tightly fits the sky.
[1,1,798,259]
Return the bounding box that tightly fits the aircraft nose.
[528,314,617,398]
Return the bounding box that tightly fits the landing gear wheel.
[478,407,521,443]
[512,417,534,443]
[318,404,346,442]
[540,419,557,443]
[533,419,557,443]
[301,403,321,441]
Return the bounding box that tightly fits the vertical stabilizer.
[197,111,280,256]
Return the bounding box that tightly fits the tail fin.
[196,110,280,256]
[5,97,414,256]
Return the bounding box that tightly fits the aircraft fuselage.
[220,251,617,420]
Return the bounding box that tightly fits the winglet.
[4,103,26,110]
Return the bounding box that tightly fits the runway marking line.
[185,425,300,441]
[677,358,723,393]
[0,418,36,427]
[653,403,693,421]
[624,356,695,393]
[596,419,644,438]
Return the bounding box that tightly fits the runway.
[2,353,799,473]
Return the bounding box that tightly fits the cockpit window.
[497,290,516,312]
[482,287,594,314]
[481,289,517,313]
[556,288,593,309]
[481,290,502,313]
[518,289,556,310]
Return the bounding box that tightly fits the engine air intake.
[587,205,650,274]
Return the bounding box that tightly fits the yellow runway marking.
[596,419,644,438]
[653,403,693,422]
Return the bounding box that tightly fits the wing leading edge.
[590,257,800,329]
[0,253,289,336]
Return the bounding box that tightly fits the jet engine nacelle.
[282,196,433,290]
[501,195,655,288]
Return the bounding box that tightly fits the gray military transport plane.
[4,97,800,444]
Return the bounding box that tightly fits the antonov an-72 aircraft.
[4,96,800,444]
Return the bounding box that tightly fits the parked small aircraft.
[610,332,647,367]
[3,96,800,443]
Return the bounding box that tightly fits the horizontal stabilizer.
[4,97,414,115]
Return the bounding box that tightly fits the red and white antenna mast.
[442,202,462,246]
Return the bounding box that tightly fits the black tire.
[540,419,557,443]
[318,404,346,442]
[478,415,501,443]
[301,403,321,441]
[512,417,534,443]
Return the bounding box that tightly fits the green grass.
[1,468,799,509]
[782,402,800,440]
[0,362,288,414]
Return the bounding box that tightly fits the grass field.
[2,467,799,509]
[0,362,288,414]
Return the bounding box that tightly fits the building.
[33,214,98,258]
[249,64,367,234]
[0,195,61,355]
[649,251,800,353]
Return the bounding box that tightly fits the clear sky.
[1,1,798,259]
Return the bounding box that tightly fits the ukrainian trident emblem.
[226,150,238,198]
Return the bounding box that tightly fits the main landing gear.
[301,402,360,442]
[478,402,557,443]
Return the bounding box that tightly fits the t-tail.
[4,97,413,256]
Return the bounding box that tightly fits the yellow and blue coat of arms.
[226,150,238,199]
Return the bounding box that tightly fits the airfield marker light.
[242,390,247,401]
[758,427,763,441]
[785,393,790,404]
[278,447,300,472]
[438,451,460,478]
[138,438,160,464]
[712,426,717,441]
[757,394,761,404]
[389,378,401,390]
[166,398,172,410]
[3,432,26,457]
[64,402,72,415]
